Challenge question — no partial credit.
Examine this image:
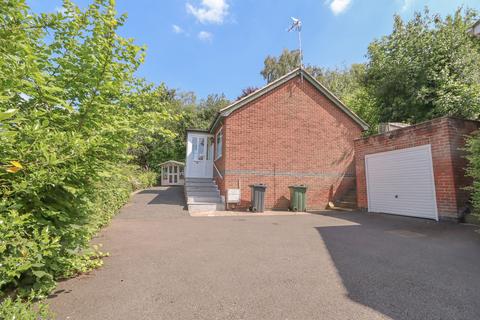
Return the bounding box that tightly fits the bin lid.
[249,183,267,189]
[289,184,307,190]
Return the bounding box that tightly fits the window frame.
[215,127,223,161]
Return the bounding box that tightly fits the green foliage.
[0,297,52,320]
[259,49,379,131]
[261,49,302,83]
[0,0,159,309]
[465,133,480,216]
[343,87,379,135]
[366,8,480,123]
[195,94,230,128]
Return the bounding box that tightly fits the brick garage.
[355,117,480,221]
[211,68,368,210]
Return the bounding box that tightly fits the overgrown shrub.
[0,0,161,315]
[465,132,480,216]
[0,298,52,320]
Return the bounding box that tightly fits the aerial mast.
[288,17,303,69]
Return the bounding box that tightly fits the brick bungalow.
[185,68,368,211]
[185,68,480,220]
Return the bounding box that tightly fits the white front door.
[186,133,213,178]
[365,145,438,220]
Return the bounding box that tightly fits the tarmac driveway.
[48,186,480,320]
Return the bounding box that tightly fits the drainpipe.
[273,163,276,207]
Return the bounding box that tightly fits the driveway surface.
[49,186,480,320]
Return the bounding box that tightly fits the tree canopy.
[260,8,479,131]
[366,8,480,123]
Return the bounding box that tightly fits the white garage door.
[365,145,438,220]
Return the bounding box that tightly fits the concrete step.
[185,182,217,187]
[184,177,224,214]
[185,187,219,194]
[187,196,222,204]
[185,178,214,183]
[334,201,357,209]
[188,203,218,213]
[186,191,220,198]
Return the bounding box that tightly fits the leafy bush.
[0,0,160,309]
[465,132,480,216]
[0,298,52,320]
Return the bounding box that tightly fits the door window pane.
[207,137,213,160]
[169,175,172,183]
[174,175,178,183]
[192,137,198,160]
[198,138,205,160]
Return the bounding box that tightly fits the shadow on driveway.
[138,187,186,205]
[117,186,188,219]
[315,211,480,320]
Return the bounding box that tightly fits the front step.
[185,178,214,183]
[334,186,357,210]
[184,177,224,214]
[335,201,357,209]
[185,182,217,187]
[187,196,223,204]
[186,190,220,197]
[185,186,219,193]
[188,202,225,213]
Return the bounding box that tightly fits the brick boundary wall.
[354,117,480,221]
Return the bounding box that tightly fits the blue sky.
[29,0,479,100]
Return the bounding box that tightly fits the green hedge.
[0,166,156,298]
[466,132,480,217]
[0,165,156,318]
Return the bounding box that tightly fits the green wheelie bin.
[289,185,307,212]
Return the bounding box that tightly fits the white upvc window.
[215,128,223,160]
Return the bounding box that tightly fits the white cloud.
[198,31,213,42]
[172,24,185,34]
[326,0,351,15]
[186,0,229,24]
[400,0,415,12]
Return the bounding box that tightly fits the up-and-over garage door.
[365,145,438,220]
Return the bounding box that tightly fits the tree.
[259,49,379,131]
[259,49,367,100]
[366,8,480,123]
[196,93,230,128]
[261,49,301,83]
[237,86,259,100]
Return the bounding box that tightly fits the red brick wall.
[354,117,480,220]
[214,75,364,210]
